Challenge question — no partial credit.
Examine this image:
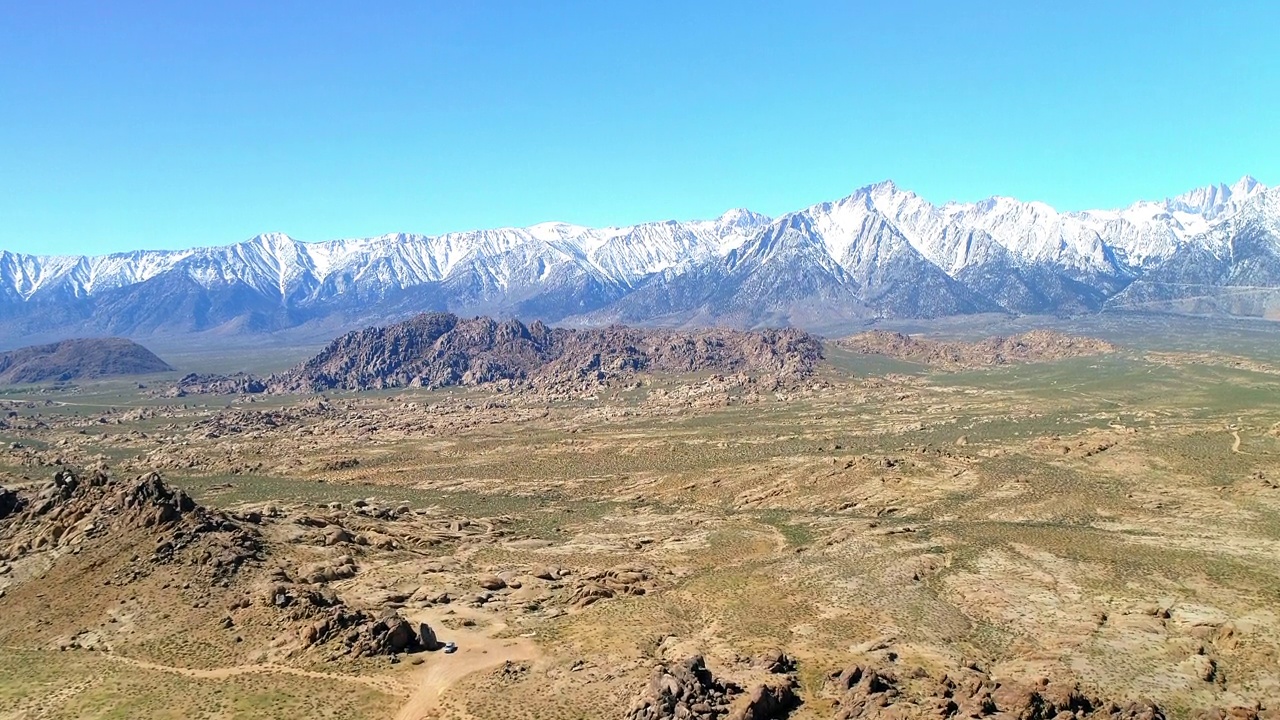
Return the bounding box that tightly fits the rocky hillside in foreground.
[179,313,824,394]
[0,467,482,664]
[0,337,172,384]
[0,466,678,676]
[836,329,1115,369]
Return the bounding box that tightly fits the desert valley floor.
[2,320,1280,719]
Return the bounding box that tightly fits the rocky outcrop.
[826,662,1164,720]
[260,568,442,659]
[0,337,172,384]
[836,329,1115,369]
[177,313,825,394]
[627,655,741,720]
[1194,706,1280,720]
[567,564,661,609]
[0,468,261,580]
[729,682,798,720]
[170,373,266,396]
[752,649,797,675]
[300,606,440,658]
[626,654,797,720]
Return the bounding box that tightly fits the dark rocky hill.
[178,313,824,394]
[272,313,824,392]
[0,337,173,384]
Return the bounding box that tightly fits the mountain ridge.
[1,177,1275,341]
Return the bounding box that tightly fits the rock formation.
[0,468,260,580]
[836,329,1115,369]
[177,313,825,394]
[626,654,798,720]
[826,662,1165,719]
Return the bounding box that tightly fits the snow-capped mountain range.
[1,176,1275,342]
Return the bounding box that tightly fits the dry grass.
[3,346,1280,717]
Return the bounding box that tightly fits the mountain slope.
[1106,186,1280,318]
[583,195,1000,330]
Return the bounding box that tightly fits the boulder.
[752,649,796,675]
[383,617,416,652]
[728,682,797,720]
[477,574,507,590]
[324,527,353,546]
[416,622,440,651]
[532,566,561,581]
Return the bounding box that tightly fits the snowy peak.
[1233,174,1262,195]
[716,207,769,227]
[1167,175,1267,218]
[1203,184,1280,248]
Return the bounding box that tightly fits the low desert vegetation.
[2,325,1279,718]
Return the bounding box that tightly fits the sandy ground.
[395,607,539,720]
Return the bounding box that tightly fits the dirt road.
[394,607,538,720]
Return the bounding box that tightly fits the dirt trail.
[7,609,536,720]
[394,607,539,720]
[102,652,400,693]
[1232,430,1244,454]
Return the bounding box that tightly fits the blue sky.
[2,1,1277,256]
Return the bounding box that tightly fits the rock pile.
[625,654,797,720]
[169,372,266,396]
[827,662,1164,720]
[260,566,442,659]
[300,606,440,658]
[295,556,358,585]
[442,562,666,615]
[731,683,798,720]
[626,655,741,720]
[568,564,660,609]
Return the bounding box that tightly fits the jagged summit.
[1233,174,1261,193]
[1166,175,1266,218]
[715,207,771,230]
